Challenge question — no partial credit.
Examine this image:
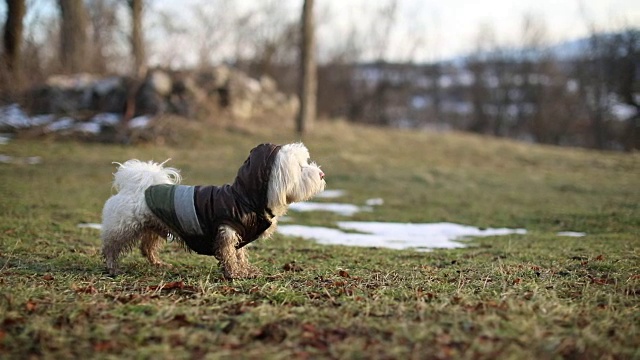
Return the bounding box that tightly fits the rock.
[4,66,298,143]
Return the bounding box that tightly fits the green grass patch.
[1,120,639,359]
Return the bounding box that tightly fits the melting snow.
[75,122,102,134]
[289,195,382,216]
[278,222,527,251]
[556,231,586,237]
[316,189,347,199]
[77,223,102,230]
[46,117,75,132]
[91,113,121,126]
[129,115,151,129]
[288,202,369,216]
[0,103,148,136]
[0,134,12,145]
[0,155,42,165]
[365,198,384,206]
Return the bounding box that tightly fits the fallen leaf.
[25,300,37,312]
[219,286,238,295]
[283,262,303,272]
[253,322,287,343]
[93,341,115,352]
[591,277,611,285]
[163,281,184,290]
[302,323,317,333]
[148,281,196,292]
[74,285,97,294]
[166,314,191,328]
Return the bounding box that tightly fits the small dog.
[101,143,325,279]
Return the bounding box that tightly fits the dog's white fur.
[101,143,325,278]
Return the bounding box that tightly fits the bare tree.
[607,29,639,150]
[191,0,234,69]
[371,0,398,61]
[2,0,26,91]
[297,0,316,134]
[58,0,89,73]
[86,0,119,73]
[128,0,146,77]
[466,24,496,134]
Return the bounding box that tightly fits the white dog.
[101,143,325,279]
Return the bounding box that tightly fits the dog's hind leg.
[140,231,171,268]
[102,226,141,276]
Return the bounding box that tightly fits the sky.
[315,0,640,61]
[149,0,640,63]
[2,0,639,63]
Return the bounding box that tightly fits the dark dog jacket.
[144,143,281,255]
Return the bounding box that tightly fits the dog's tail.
[112,159,181,194]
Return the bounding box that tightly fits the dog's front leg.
[215,225,248,279]
[236,246,261,278]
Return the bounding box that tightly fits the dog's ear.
[269,152,289,207]
[268,146,305,207]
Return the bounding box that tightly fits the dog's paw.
[152,261,173,269]
[244,265,262,278]
[222,267,261,280]
[106,268,120,277]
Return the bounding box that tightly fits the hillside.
[0,120,638,359]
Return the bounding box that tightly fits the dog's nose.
[320,171,325,180]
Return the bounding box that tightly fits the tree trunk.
[129,0,146,77]
[296,0,316,134]
[2,0,26,90]
[58,0,88,73]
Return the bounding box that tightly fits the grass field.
[1,119,639,359]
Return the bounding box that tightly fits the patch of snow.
[610,102,636,121]
[75,122,101,134]
[24,156,42,165]
[0,104,31,129]
[288,202,368,216]
[556,231,586,237]
[0,155,42,165]
[91,113,121,126]
[278,221,527,251]
[365,198,384,206]
[46,117,75,132]
[78,223,102,230]
[411,96,430,109]
[30,114,56,127]
[316,190,347,199]
[129,115,151,129]
[0,133,13,145]
[0,154,12,163]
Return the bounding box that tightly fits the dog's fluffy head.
[267,142,325,215]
